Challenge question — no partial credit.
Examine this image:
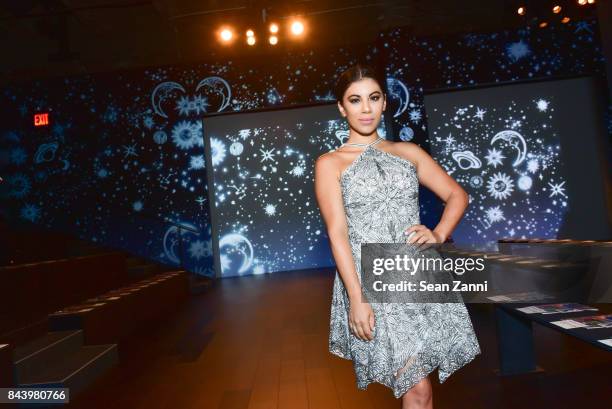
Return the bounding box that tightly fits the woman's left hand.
[405,224,445,250]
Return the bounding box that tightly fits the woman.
[314,64,481,408]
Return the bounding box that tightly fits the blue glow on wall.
[0,18,609,276]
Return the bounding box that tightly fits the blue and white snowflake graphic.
[428,95,567,244]
[171,120,203,150]
[20,203,41,222]
[188,239,212,260]
[8,173,31,198]
[189,155,206,170]
[506,40,531,62]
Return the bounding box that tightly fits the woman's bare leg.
[400,376,433,409]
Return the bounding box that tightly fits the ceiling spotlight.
[587,0,595,3]
[552,5,562,13]
[269,23,279,33]
[247,36,256,46]
[539,21,548,28]
[246,29,254,37]
[517,6,526,15]
[561,16,571,23]
[290,20,305,36]
[219,28,233,42]
[578,0,587,5]
[269,35,278,45]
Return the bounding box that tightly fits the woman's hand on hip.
[405,224,445,250]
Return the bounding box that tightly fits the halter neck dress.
[327,137,481,398]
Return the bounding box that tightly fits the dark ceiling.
[0,0,599,85]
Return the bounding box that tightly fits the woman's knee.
[403,377,432,402]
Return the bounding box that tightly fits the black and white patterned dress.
[328,138,481,399]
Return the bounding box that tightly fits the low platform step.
[14,330,84,383]
[19,344,118,401]
[13,330,82,362]
[127,264,158,277]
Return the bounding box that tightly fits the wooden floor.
[68,268,612,409]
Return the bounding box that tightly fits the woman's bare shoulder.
[387,140,421,152]
[315,149,341,175]
[384,141,424,163]
[316,149,340,164]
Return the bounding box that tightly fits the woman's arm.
[314,153,375,341]
[400,142,469,243]
[314,153,363,300]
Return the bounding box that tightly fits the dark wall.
[0,43,378,275]
[1,18,610,275]
[379,18,612,240]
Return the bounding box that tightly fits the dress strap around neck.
[370,137,383,146]
[341,137,383,148]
